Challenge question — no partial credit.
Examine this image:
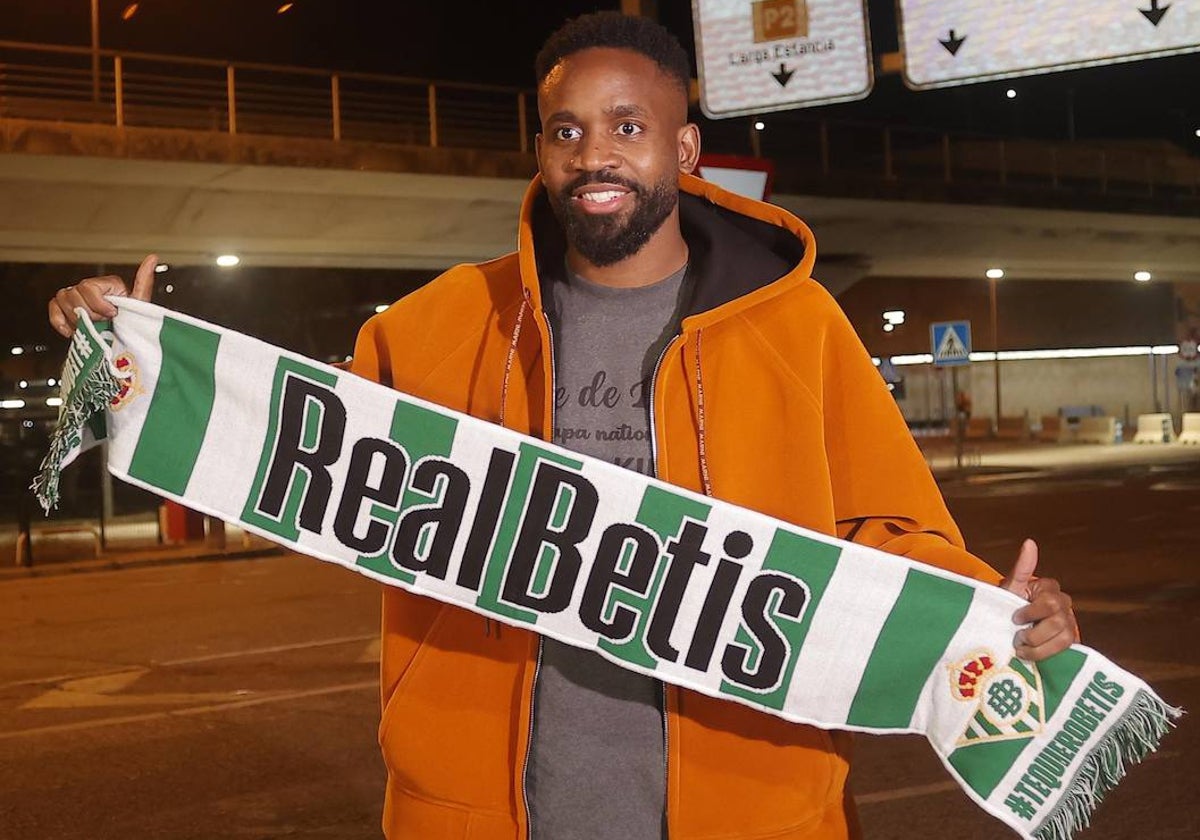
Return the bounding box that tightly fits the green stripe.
[846,569,975,727]
[127,317,220,495]
[239,358,338,540]
[598,486,711,669]
[719,529,841,709]
[356,399,459,583]
[475,443,582,624]
[974,711,1001,737]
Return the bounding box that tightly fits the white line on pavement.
[0,680,377,741]
[157,633,377,666]
[0,634,377,691]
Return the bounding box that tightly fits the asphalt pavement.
[1,441,1196,839]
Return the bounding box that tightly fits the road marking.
[856,781,959,805]
[357,638,381,664]
[0,634,378,692]
[1072,599,1148,615]
[20,668,237,710]
[965,471,1050,486]
[158,633,377,666]
[0,679,377,741]
[975,538,1015,550]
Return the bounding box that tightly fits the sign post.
[691,0,873,117]
[932,321,972,470]
[897,0,1200,89]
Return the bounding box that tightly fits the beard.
[547,171,679,267]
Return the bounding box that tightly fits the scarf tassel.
[1033,691,1182,840]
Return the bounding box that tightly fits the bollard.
[15,493,33,566]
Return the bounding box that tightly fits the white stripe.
[913,590,1015,748]
[784,545,909,725]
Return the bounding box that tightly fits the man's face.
[536,48,698,267]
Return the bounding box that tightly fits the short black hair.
[535,11,691,93]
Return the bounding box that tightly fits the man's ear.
[678,123,701,174]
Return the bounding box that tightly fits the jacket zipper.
[649,333,681,839]
[521,310,555,840]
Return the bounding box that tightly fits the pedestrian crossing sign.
[931,321,971,367]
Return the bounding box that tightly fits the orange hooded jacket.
[350,174,1001,839]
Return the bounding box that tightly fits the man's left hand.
[1001,539,1079,662]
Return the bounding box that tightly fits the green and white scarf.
[35,300,1179,840]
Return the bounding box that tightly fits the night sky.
[1,0,1197,147]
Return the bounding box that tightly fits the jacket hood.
[516,172,817,329]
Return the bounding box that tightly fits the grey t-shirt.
[526,264,689,839]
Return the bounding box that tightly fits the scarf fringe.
[30,340,121,513]
[1033,690,1183,840]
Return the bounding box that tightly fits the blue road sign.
[931,321,971,367]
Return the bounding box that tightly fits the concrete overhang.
[0,119,1197,286]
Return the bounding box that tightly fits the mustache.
[560,171,641,196]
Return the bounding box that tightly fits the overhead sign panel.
[692,0,873,118]
[898,0,1200,89]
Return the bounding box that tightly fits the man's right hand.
[48,254,158,338]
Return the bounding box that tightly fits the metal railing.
[1,39,1197,209]
[0,39,537,151]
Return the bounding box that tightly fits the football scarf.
[35,299,1179,840]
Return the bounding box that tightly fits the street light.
[986,269,1003,426]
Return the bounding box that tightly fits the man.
[49,12,1075,839]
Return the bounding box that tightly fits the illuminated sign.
[898,0,1200,89]
[692,0,873,117]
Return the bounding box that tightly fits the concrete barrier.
[1076,416,1119,445]
[1180,413,1200,445]
[1133,413,1177,444]
[1038,415,1063,443]
[964,417,993,440]
[996,415,1031,441]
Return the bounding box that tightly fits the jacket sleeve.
[818,296,1001,585]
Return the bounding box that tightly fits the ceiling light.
[165,284,175,293]
[277,3,294,13]
[10,346,23,355]
[47,378,56,386]
[1,399,26,409]
[1134,270,1152,282]
[18,380,27,389]
[986,268,1005,280]
[754,121,765,131]
[883,323,895,333]
[155,263,169,273]
[46,397,63,407]
[121,3,139,21]
[375,304,389,314]
[1006,89,1017,99]
[216,254,240,267]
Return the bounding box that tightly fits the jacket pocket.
[378,605,524,815]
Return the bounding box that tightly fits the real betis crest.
[952,650,1045,746]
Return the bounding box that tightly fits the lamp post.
[986,268,1004,426]
[90,0,100,102]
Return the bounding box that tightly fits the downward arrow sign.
[771,62,795,88]
[1140,0,1171,26]
[939,29,967,56]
